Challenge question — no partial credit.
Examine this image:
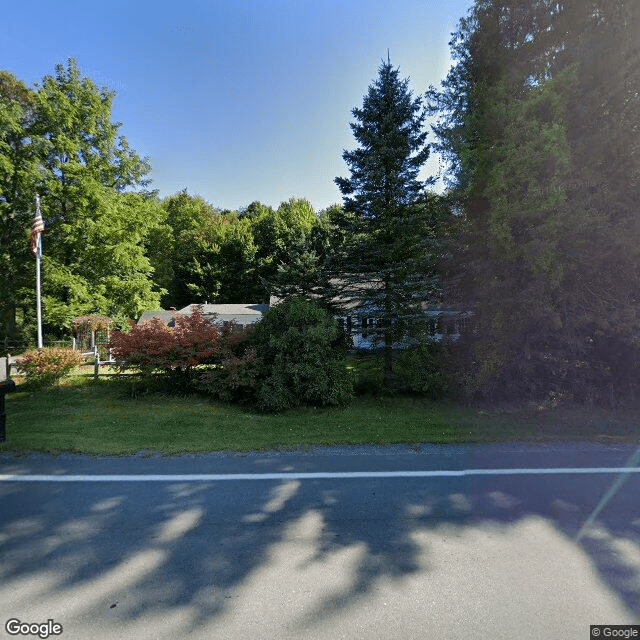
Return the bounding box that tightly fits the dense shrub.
[194,349,260,404]
[395,341,449,398]
[350,354,385,396]
[109,306,242,391]
[486,337,640,407]
[16,347,84,387]
[349,342,449,398]
[111,299,354,410]
[448,324,640,407]
[248,296,354,412]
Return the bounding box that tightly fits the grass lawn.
[2,369,640,455]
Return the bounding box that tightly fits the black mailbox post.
[0,378,16,442]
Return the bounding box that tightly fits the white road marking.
[577,444,640,540]
[1,468,640,482]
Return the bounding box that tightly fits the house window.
[361,316,373,338]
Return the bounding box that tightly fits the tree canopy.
[1,61,166,343]
[0,71,39,345]
[427,0,640,401]
[333,57,442,386]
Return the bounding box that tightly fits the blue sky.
[2,0,473,212]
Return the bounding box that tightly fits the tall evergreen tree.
[429,0,640,401]
[333,57,438,386]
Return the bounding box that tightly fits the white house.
[269,281,472,349]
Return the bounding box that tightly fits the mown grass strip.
[2,372,639,455]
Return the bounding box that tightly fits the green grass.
[2,370,640,455]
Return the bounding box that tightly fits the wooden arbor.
[71,315,112,353]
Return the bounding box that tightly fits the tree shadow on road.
[0,449,639,638]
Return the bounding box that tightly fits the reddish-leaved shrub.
[17,347,84,387]
[109,307,246,390]
[194,348,260,404]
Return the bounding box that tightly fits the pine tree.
[333,57,438,386]
[428,0,640,402]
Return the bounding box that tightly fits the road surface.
[1,443,639,639]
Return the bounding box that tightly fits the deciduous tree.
[0,71,39,345]
[1,59,162,343]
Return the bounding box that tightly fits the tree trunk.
[383,279,393,389]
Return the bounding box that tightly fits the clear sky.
[2,0,473,213]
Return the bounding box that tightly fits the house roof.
[177,303,269,317]
[269,279,385,311]
[138,303,269,327]
[137,310,177,326]
[210,313,266,326]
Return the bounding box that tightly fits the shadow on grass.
[0,447,639,638]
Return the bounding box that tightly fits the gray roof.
[178,303,269,317]
[138,304,269,327]
[137,310,177,326]
[212,313,266,326]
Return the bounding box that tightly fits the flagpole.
[35,194,43,349]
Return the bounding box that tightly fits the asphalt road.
[1,443,639,640]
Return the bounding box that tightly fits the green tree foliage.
[157,191,262,307]
[1,59,162,343]
[41,191,165,328]
[153,191,212,307]
[0,71,40,345]
[428,1,640,402]
[333,57,441,386]
[156,194,328,308]
[249,296,354,412]
[250,197,321,300]
[267,204,338,303]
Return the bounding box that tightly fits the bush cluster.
[395,341,450,398]
[111,297,454,411]
[16,347,84,387]
[476,335,640,407]
[194,349,259,404]
[250,297,354,412]
[111,297,354,411]
[195,297,354,412]
[109,306,246,392]
[349,341,450,398]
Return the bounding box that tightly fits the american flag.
[29,195,44,256]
